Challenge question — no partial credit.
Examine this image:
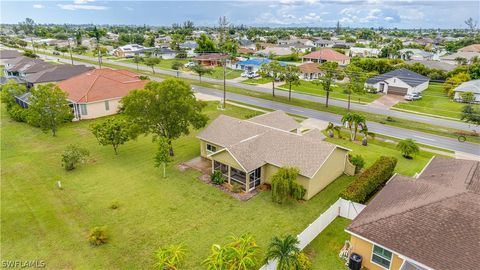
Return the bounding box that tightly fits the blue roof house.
[235,58,287,73]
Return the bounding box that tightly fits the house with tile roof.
[302,48,350,66]
[298,62,323,80]
[346,156,480,270]
[365,68,430,96]
[196,111,353,198]
[58,68,148,120]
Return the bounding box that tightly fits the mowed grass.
[304,217,351,270]
[393,82,479,119]
[277,80,380,104]
[121,58,189,70]
[241,77,273,85]
[1,102,357,269]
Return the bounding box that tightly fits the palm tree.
[326,122,335,138]
[341,113,366,141]
[265,235,300,270]
[283,65,301,101]
[396,139,420,159]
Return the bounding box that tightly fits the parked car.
[53,51,60,55]
[247,72,259,79]
[404,92,422,101]
[184,62,195,68]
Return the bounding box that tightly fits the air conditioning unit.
[348,253,363,270]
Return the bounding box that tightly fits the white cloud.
[58,4,108,11]
[73,0,95,4]
[33,4,44,9]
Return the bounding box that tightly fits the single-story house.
[4,56,53,81]
[298,62,322,80]
[398,49,433,61]
[24,64,93,88]
[346,157,480,270]
[458,44,480,53]
[60,69,148,120]
[234,58,286,73]
[452,79,480,103]
[179,41,199,57]
[313,39,335,48]
[365,68,430,95]
[152,47,177,60]
[440,51,480,65]
[347,47,381,58]
[193,53,229,66]
[0,49,22,65]
[113,44,154,58]
[406,60,456,71]
[196,111,353,199]
[256,47,293,57]
[278,43,314,54]
[302,48,350,66]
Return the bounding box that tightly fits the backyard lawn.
[1,102,357,269]
[304,217,351,270]
[393,82,478,119]
[277,80,380,104]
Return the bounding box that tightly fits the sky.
[1,0,479,29]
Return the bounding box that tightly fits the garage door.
[387,86,408,95]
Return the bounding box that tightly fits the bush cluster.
[349,154,365,174]
[87,226,108,246]
[340,156,397,203]
[210,170,225,185]
[271,167,306,204]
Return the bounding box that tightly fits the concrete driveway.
[369,94,405,109]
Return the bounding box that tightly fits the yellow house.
[345,157,480,270]
[196,111,353,199]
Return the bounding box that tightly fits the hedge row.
[340,156,397,203]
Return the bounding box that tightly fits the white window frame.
[104,100,110,111]
[371,244,393,270]
[79,104,88,115]
[206,143,217,155]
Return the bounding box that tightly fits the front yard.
[120,58,189,70]
[392,82,478,119]
[241,77,274,85]
[277,80,380,104]
[1,102,356,269]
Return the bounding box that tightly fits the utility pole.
[223,56,226,109]
[67,38,74,65]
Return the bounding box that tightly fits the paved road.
[32,47,478,132]
[36,51,480,154]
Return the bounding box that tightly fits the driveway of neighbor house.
[368,94,405,109]
[300,118,330,132]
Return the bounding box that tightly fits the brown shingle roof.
[0,50,21,59]
[197,112,343,177]
[247,111,301,131]
[57,68,148,103]
[458,44,480,53]
[25,65,93,84]
[347,157,480,270]
[298,62,322,73]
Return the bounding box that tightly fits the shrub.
[155,244,187,270]
[340,156,397,203]
[61,144,89,171]
[8,104,29,122]
[385,116,395,122]
[396,139,420,159]
[270,167,305,203]
[109,200,119,210]
[87,226,108,246]
[349,154,365,174]
[231,183,242,193]
[295,252,312,270]
[291,182,306,201]
[211,170,225,185]
[139,75,150,80]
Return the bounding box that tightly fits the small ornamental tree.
[258,61,285,97]
[283,65,301,101]
[190,64,213,82]
[144,57,161,74]
[202,233,259,270]
[61,144,89,171]
[341,112,366,141]
[396,139,420,159]
[264,235,300,270]
[171,61,183,77]
[91,118,132,155]
[270,167,305,204]
[154,137,172,178]
[154,244,187,270]
[27,84,73,136]
[132,55,143,70]
[460,91,475,103]
[461,105,480,126]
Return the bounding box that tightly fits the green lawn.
[393,82,479,119]
[277,80,380,104]
[121,58,189,70]
[304,217,351,270]
[2,102,359,269]
[241,77,273,85]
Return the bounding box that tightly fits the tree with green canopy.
[341,112,366,141]
[258,61,285,97]
[283,65,301,101]
[264,235,301,270]
[396,139,420,159]
[91,118,133,155]
[190,64,213,82]
[144,57,161,74]
[317,61,341,108]
[154,137,172,177]
[121,79,208,156]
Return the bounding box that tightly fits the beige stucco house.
[365,68,430,96]
[196,111,353,200]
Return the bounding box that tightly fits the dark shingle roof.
[347,157,480,270]
[0,50,22,59]
[25,65,93,84]
[365,68,429,87]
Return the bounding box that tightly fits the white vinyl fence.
[260,198,366,270]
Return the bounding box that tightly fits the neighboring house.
[457,44,480,53]
[24,65,93,88]
[196,111,353,198]
[239,39,256,50]
[298,62,322,80]
[278,43,314,54]
[313,39,335,48]
[237,47,256,55]
[346,157,480,270]
[398,49,433,61]
[113,44,153,58]
[193,53,229,66]
[152,47,177,59]
[406,60,456,71]
[256,47,293,57]
[347,47,381,58]
[234,58,286,73]
[0,49,21,65]
[179,41,199,57]
[4,56,53,81]
[302,48,350,66]
[452,79,480,103]
[365,68,430,95]
[440,51,480,65]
